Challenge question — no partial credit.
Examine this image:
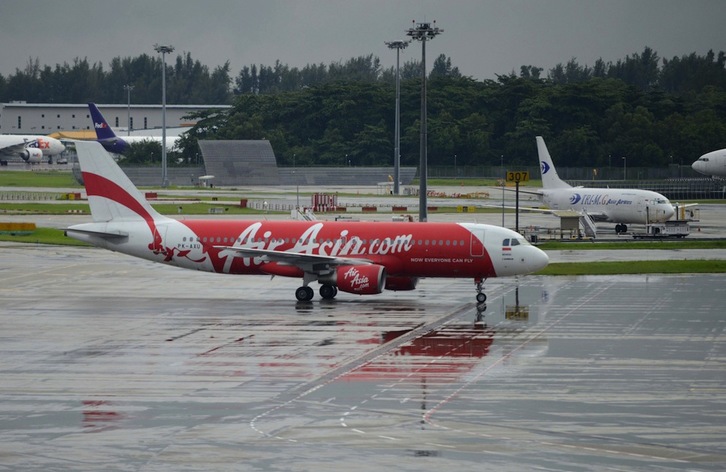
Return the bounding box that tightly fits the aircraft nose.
[531,246,549,272]
[665,204,675,220]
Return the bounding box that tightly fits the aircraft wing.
[478,202,609,221]
[501,186,543,198]
[0,138,34,157]
[215,246,373,270]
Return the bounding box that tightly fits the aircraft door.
[470,227,485,257]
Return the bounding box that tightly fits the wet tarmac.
[1,244,725,471]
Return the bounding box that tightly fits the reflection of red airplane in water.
[343,323,496,381]
[66,141,549,302]
[82,400,123,432]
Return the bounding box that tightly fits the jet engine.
[20,147,43,163]
[384,276,419,291]
[335,264,386,295]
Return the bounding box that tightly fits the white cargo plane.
[0,134,66,165]
[516,137,675,235]
[692,148,726,179]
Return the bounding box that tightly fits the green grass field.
[0,171,81,188]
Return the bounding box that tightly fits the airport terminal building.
[0,102,229,135]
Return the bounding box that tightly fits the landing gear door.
[470,227,485,257]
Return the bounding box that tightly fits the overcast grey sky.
[0,0,722,82]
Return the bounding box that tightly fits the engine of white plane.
[21,147,43,163]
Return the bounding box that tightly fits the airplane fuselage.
[0,135,65,162]
[692,149,726,179]
[541,188,675,224]
[68,219,548,282]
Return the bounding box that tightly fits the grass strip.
[537,259,726,275]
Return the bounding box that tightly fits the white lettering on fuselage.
[218,222,414,269]
[574,194,633,206]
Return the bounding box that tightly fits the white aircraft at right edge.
[528,136,675,235]
[692,148,726,179]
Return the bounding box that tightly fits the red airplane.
[66,141,549,302]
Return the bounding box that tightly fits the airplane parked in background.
[692,148,726,179]
[0,134,66,165]
[66,141,549,303]
[88,103,183,155]
[516,137,675,235]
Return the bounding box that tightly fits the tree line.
[1,47,725,170]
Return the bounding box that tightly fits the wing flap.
[214,246,373,267]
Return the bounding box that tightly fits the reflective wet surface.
[1,244,725,470]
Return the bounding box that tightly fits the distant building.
[0,102,229,134]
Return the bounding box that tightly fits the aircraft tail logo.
[536,136,571,190]
[88,103,118,141]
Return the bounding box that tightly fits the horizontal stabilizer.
[65,227,128,239]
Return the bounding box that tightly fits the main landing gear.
[295,283,338,301]
[295,286,314,301]
[615,223,628,234]
[475,278,487,304]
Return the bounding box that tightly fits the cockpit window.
[503,237,529,247]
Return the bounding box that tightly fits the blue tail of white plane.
[88,103,129,154]
[536,136,572,190]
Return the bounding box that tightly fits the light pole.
[123,84,134,136]
[385,40,408,195]
[154,44,174,188]
[622,156,627,180]
[501,154,505,227]
[407,21,442,222]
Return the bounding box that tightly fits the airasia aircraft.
[66,141,549,302]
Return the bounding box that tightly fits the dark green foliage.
[2,48,725,169]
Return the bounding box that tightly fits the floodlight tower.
[123,84,134,136]
[406,21,442,222]
[385,40,409,195]
[154,44,174,188]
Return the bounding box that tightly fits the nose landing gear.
[475,278,487,304]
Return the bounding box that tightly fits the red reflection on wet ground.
[343,323,495,381]
[82,400,123,432]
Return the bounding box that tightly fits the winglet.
[536,136,571,190]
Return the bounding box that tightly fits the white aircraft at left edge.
[692,148,726,178]
[0,134,65,165]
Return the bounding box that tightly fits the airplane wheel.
[476,292,487,304]
[320,284,337,300]
[296,286,314,301]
